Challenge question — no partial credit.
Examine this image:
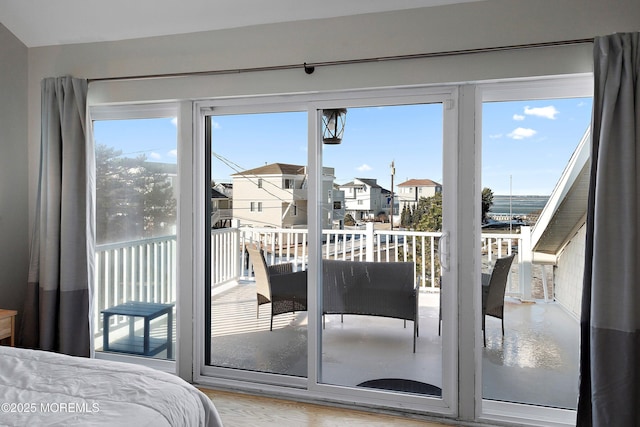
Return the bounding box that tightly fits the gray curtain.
[21,76,93,357]
[577,33,640,426]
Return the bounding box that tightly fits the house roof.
[143,161,177,175]
[340,178,391,193]
[232,163,305,176]
[210,188,228,199]
[531,127,590,258]
[397,179,441,187]
[357,178,383,189]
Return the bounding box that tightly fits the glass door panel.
[319,103,445,397]
[93,117,178,361]
[207,111,309,377]
[481,97,592,408]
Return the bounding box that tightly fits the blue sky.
[210,104,443,192]
[93,96,592,196]
[482,97,592,194]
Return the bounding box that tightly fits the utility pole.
[390,160,395,231]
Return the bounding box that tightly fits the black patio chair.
[247,245,307,331]
[482,254,516,346]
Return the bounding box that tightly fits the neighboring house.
[330,184,346,229]
[145,161,178,194]
[397,179,442,211]
[531,127,590,319]
[231,163,337,229]
[339,178,392,222]
[214,182,233,199]
[210,187,232,228]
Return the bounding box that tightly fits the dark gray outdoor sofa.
[322,259,419,352]
[248,246,419,352]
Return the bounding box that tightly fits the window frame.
[474,75,593,426]
[89,102,179,374]
[87,74,594,426]
[194,86,459,418]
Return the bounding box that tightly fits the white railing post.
[232,220,241,280]
[365,222,375,262]
[519,226,533,301]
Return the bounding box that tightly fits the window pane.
[93,117,178,361]
[208,111,308,377]
[320,104,445,398]
[481,97,592,408]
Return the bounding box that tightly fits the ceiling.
[0,0,485,48]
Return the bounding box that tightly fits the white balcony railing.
[237,225,445,288]
[94,236,177,333]
[94,225,532,333]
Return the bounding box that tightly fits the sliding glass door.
[206,110,309,379]
[318,103,447,400]
[200,89,458,416]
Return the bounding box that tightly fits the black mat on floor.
[357,378,442,397]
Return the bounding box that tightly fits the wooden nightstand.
[0,309,17,347]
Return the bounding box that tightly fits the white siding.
[554,223,586,319]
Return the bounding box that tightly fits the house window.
[357,200,363,205]
[333,201,341,209]
[250,201,262,212]
[283,178,294,189]
[257,178,263,188]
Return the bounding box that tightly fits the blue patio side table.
[102,301,174,358]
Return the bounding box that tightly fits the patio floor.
[97,277,579,410]
[209,280,580,410]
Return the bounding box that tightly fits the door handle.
[439,231,450,272]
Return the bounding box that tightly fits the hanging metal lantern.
[322,108,347,144]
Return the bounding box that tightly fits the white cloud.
[211,120,221,129]
[357,164,372,172]
[171,117,177,126]
[513,114,525,121]
[149,152,162,160]
[508,127,537,140]
[524,105,559,119]
[168,149,177,158]
[489,133,503,139]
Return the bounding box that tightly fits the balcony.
[94,224,580,413]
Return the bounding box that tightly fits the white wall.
[555,224,586,320]
[25,0,640,218]
[0,23,28,336]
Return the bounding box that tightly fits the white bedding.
[0,346,223,426]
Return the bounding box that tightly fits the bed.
[0,346,223,426]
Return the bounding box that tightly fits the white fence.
[237,224,444,288]
[94,236,177,332]
[94,226,532,332]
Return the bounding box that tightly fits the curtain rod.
[88,38,594,83]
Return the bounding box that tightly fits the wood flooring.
[200,388,458,427]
